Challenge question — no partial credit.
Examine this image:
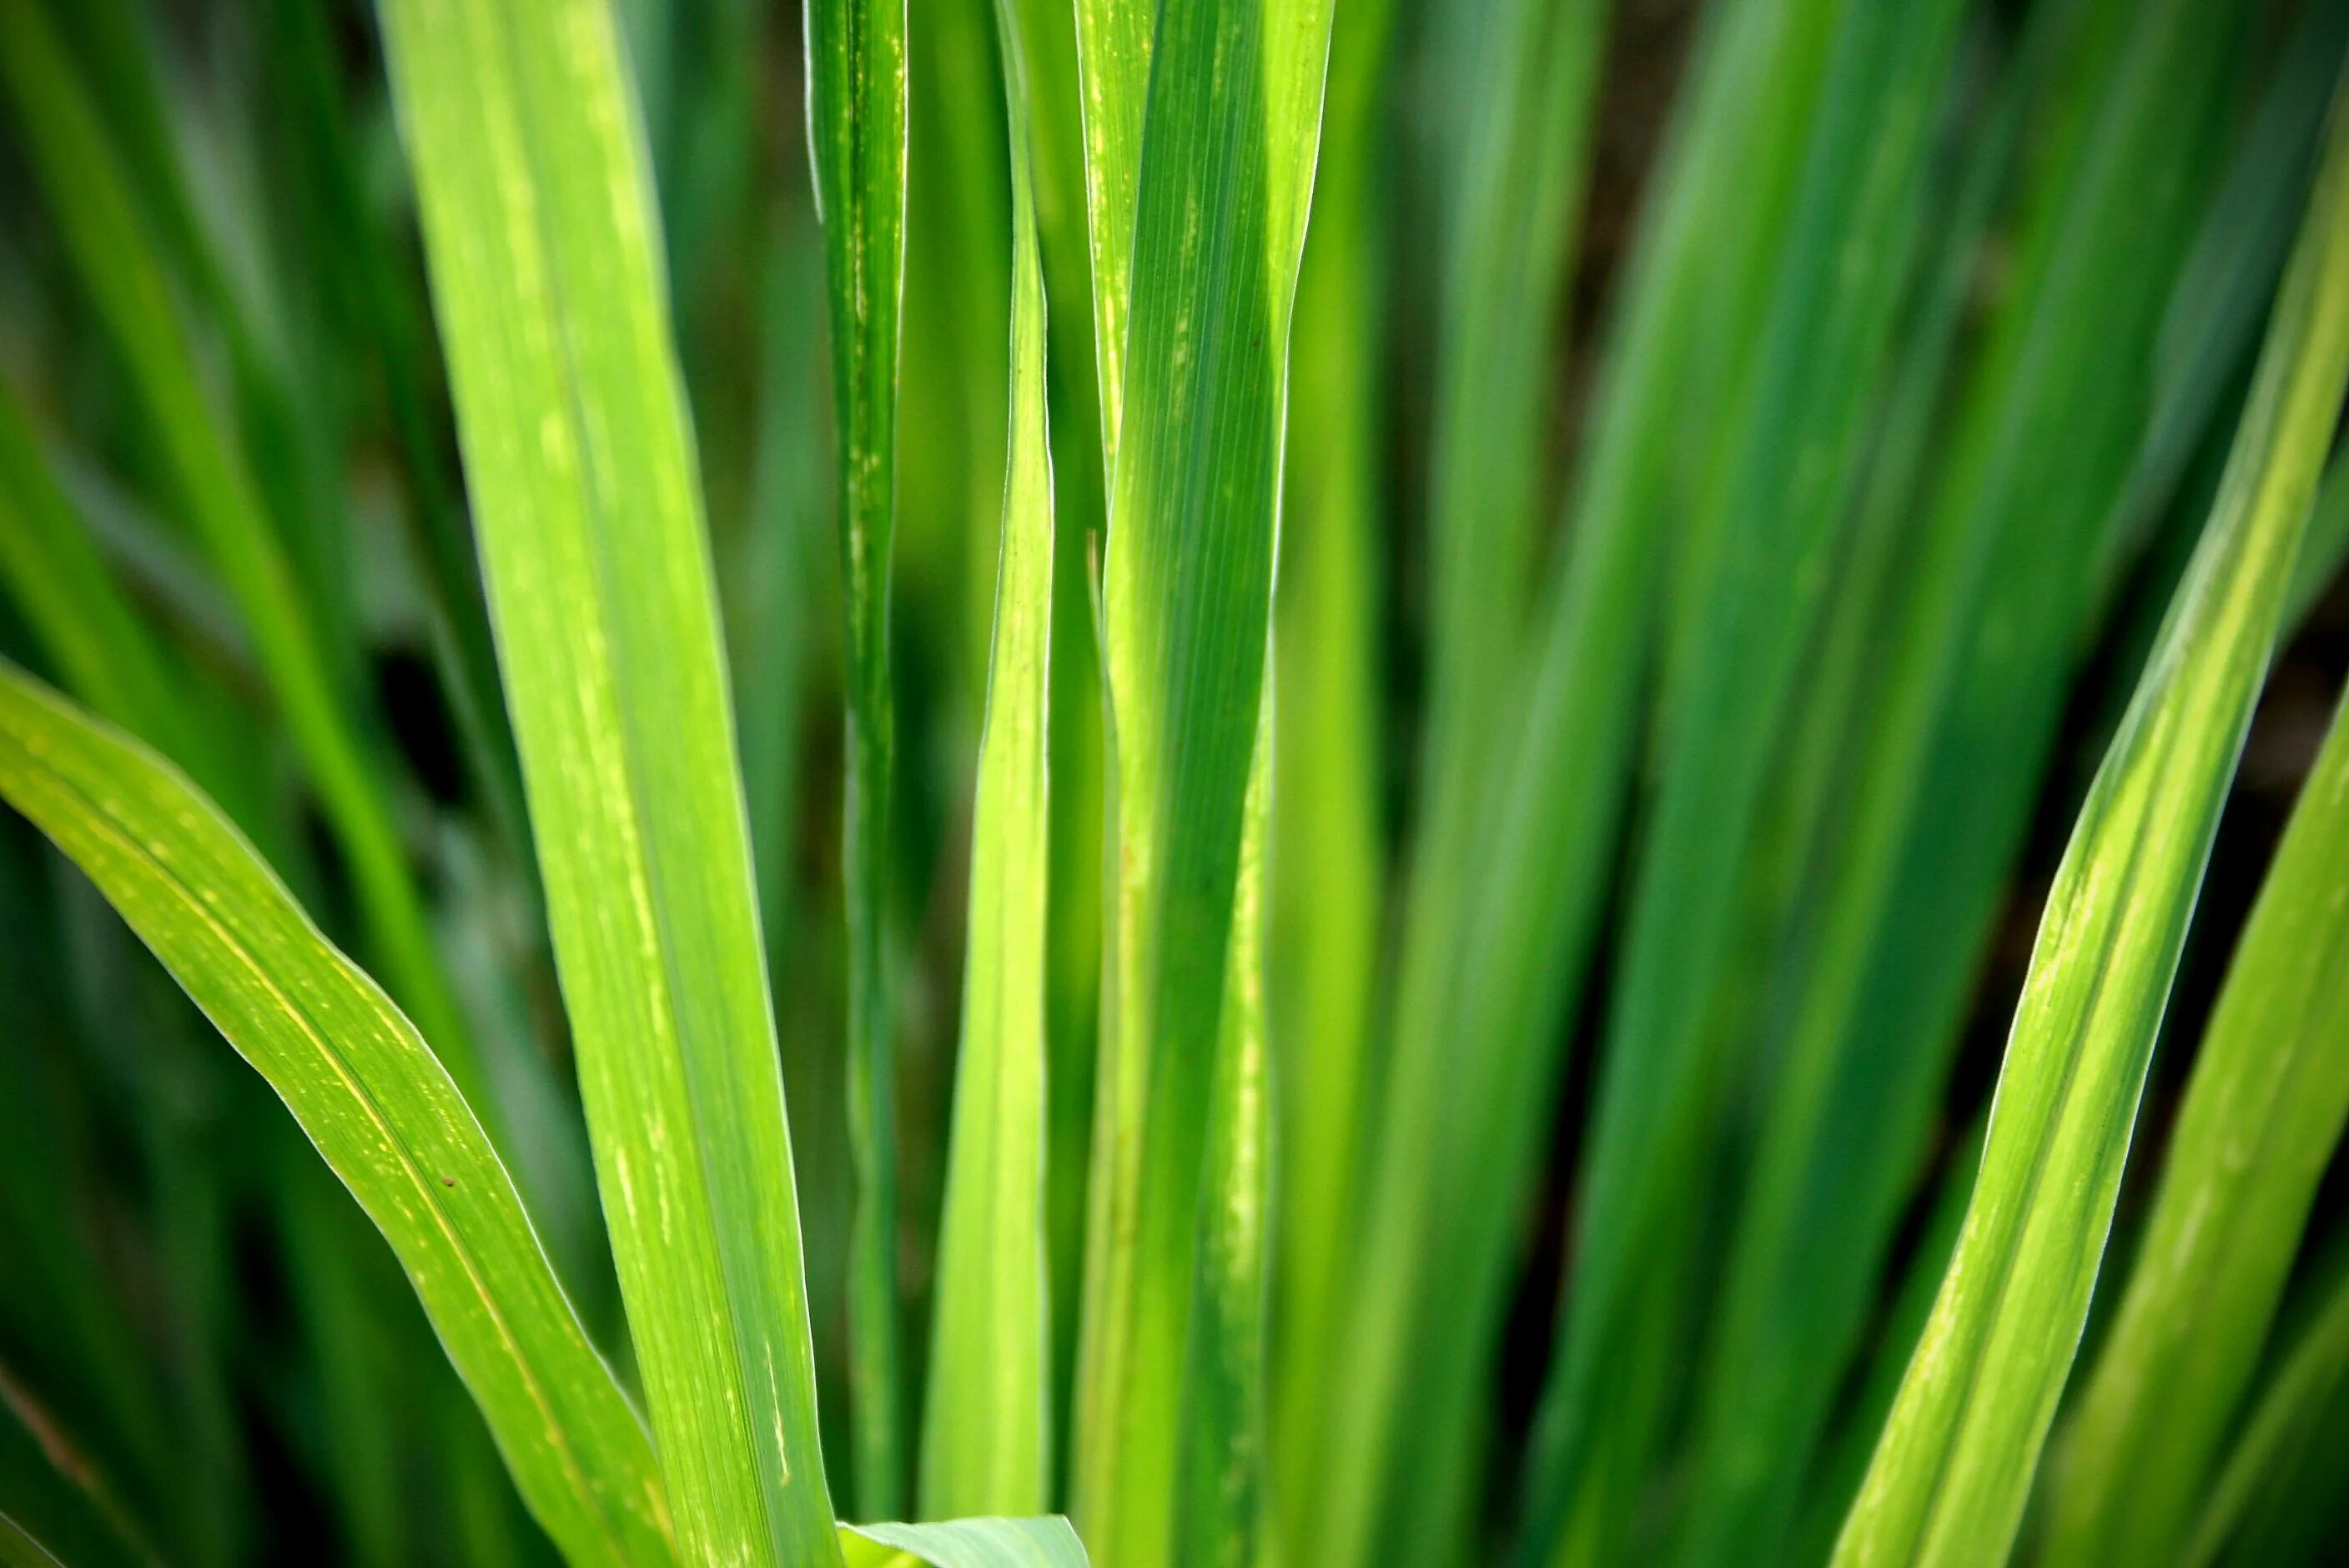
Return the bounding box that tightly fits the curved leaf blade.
[2047,646,2349,1560]
[0,665,672,1568]
[1833,77,2349,1568]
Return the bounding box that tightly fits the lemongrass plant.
[1,0,2347,1565]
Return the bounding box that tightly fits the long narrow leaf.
[375,0,843,1560]
[806,0,912,1515]
[2046,647,2349,1558]
[1319,1,1843,1554]
[920,0,1056,1517]
[1695,3,2247,1553]
[1833,78,2349,1568]
[1070,0,1331,1559]
[0,666,671,1568]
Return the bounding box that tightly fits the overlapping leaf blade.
[1070,0,1332,1560]
[1688,2,2251,1554]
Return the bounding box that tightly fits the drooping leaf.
[0,0,489,1137]
[0,665,672,1568]
[375,0,842,1560]
[1833,77,2349,1568]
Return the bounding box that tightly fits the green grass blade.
[1832,79,2349,1567]
[1265,0,1395,1545]
[1784,1121,1984,1568]
[1070,0,1331,1557]
[841,1516,1089,1567]
[1692,2,2246,1552]
[1174,722,1272,1568]
[1320,3,1844,1555]
[2179,1240,2349,1568]
[1416,0,1604,826]
[1516,8,1969,1560]
[919,0,1055,1517]
[806,0,911,1516]
[0,664,672,1568]
[375,0,843,1560]
[0,385,204,793]
[2046,626,2349,1555]
[1069,0,1149,463]
[0,0,488,1137]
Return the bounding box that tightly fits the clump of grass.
[1,1,2346,1565]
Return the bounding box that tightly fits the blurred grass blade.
[919,0,1055,1518]
[806,0,911,1515]
[2046,672,2349,1554]
[1516,5,1969,1559]
[0,665,672,1568]
[1070,0,1331,1558]
[0,0,488,1134]
[0,384,209,798]
[1416,0,1603,841]
[839,1516,1088,1566]
[1833,81,2349,1568]
[2180,1240,2349,1568]
[376,0,843,1560]
[1320,0,1842,1555]
[1266,0,1396,1544]
[1692,2,2247,1553]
